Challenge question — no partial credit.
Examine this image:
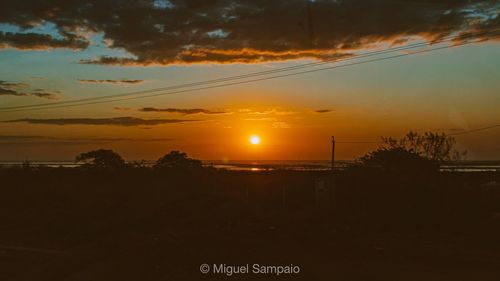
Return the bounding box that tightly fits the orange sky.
[0,1,499,161]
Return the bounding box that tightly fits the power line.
[6,36,499,112]
[3,39,455,111]
[0,30,498,113]
[448,124,500,136]
[1,29,497,112]
[335,124,500,145]
[1,39,453,111]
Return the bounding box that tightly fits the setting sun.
[250,135,261,145]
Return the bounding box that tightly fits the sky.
[0,0,499,161]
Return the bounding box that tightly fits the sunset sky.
[0,0,499,161]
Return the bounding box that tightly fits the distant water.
[1,160,499,172]
[205,160,340,171]
[206,160,500,172]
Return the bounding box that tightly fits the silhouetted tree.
[75,149,126,169]
[154,151,202,170]
[356,131,465,172]
[358,147,439,172]
[382,131,466,162]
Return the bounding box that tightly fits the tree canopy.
[75,149,126,169]
[154,151,202,170]
[381,131,466,162]
[356,131,466,172]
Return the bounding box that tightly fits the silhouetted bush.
[154,151,202,170]
[382,131,466,162]
[75,149,126,169]
[357,147,439,173]
[352,131,465,173]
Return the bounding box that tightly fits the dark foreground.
[1,167,499,280]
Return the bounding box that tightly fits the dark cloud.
[0,135,175,142]
[0,87,26,96]
[0,81,60,99]
[79,52,350,65]
[0,31,89,50]
[114,107,132,111]
[315,109,333,113]
[3,117,198,126]
[78,79,144,84]
[0,80,28,96]
[139,107,226,114]
[30,91,59,100]
[0,135,48,141]
[0,81,28,88]
[0,0,497,65]
[0,134,176,146]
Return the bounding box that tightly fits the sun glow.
[249,135,261,145]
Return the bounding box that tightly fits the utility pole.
[331,136,335,171]
[331,136,336,210]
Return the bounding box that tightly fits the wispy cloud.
[0,81,60,99]
[0,81,28,96]
[315,109,334,113]
[0,135,177,146]
[0,135,46,141]
[240,108,295,116]
[0,135,176,142]
[139,107,227,115]
[244,117,277,121]
[78,79,144,84]
[114,107,132,111]
[30,91,59,100]
[3,117,199,126]
[272,122,291,129]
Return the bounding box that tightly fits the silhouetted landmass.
[0,144,499,280]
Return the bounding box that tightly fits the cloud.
[0,81,60,99]
[0,134,177,146]
[0,81,28,89]
[0,87,26,96]
[79,51,350,66]
[0,135,177,142]
[139,107,226,115]
[0,0,497,65]
[114,107,132,111]
[0,135,175,142]
[3,116,198,126]
[272,122,291,129]
[0,31,89,50]
[0,80,28,96]
[315,109,334,113]
[30,91,59,100]
[244,117,277,122]
[78,79,144,84]
[0,135,48,141]
[246,109,295,116]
